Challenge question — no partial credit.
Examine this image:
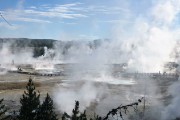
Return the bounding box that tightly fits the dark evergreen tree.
[0,99,10,120]
[18,77,40,120]
[72,101,80,120]
[62,101,88,120]
[79,110,87,120]
[36,93,58,120]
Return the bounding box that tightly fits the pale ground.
[0,72,65,111]
[0,70,177,118]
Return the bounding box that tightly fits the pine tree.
[18,77,40,120]
[0,99,10,120]
[72,101,80,120]
[36,93,58,120]
[79,110,87,120]
[62,101,88,120]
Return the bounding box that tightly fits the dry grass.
[0,82,41,90]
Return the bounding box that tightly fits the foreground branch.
[103,97,144,120]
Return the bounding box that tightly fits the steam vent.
[1,0,180,120]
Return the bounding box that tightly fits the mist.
[0,0,180,119]
[52,0,180,119]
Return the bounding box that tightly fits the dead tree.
[103,97,144,120]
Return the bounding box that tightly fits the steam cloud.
[53,0,180,119]
[0,0,180,119]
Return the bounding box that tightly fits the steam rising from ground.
[54,81,105,113]
[53,0,180,119]
[0,0,180,119]
[162,80,180,120]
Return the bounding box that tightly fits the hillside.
[0,38,105,57]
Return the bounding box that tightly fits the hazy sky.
[0,0,179,40]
